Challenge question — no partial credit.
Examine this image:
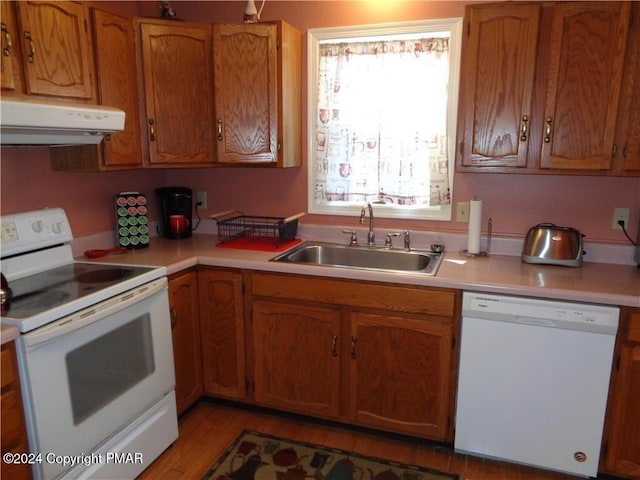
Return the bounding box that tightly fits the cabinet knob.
[331,335,338,357]
[350,337,357,359]
[24,31,35,63]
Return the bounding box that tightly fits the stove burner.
[75,268,130,284]
[9,290,71,317]
[3,262,156,321]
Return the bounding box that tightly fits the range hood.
[0,98,125,146]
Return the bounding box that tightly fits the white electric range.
[1,208,178,480]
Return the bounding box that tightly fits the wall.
[1,1,638,244]
[0,147,165,236]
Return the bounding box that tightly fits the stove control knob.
[31,220,44,233]
[52,222,63,234]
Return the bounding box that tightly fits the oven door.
[16,277,175,480]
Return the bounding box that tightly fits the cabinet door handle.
[170,307,177,328]
[520,115,529,142]
[350,337,357,359]
[544,116,553,143]
[148,119,156,141]
[217,118,223,141]
[1,23,12,57]
[331,335,338,357]
[24,31,35,63]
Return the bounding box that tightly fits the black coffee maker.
[155,187,193,239]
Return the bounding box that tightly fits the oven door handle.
[23,277,168,349]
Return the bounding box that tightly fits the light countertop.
[1,324,20,345]
[79,234,640,308]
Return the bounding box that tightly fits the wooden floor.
[139,400,591,480]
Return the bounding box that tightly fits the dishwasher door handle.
[515,316,557,327]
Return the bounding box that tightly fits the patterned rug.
[202,430,460,480]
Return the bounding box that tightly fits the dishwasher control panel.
[463,292,619,334]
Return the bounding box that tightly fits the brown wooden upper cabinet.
[457,1,634,176]
[89,8,142,169]
[213,21,301,167]
[1,1,23,92]
[540,2,630,171]
[13,1,95,99]
[458,2,540,169]
[51,7,143,171]
[611,2,640,176]
[137,19,215,167]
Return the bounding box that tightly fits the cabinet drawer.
[1,344,17,390]
[1,390,24,447]
[251,273,457,317]
[626,310,640,343]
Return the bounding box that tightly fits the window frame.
[307,18,463,221]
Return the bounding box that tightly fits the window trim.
[307,18,463,221]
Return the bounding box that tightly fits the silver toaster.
[522,223,585,267]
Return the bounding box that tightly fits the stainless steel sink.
[271,241,443,275]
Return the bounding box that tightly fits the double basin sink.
[271,241,443,276]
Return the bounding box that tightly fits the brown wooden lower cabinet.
[249,272,460,443]
[252,300,342,418]
[1,341,31,480]
[601,307,640,478]
[198,267,246,400]
[168,265,635,469]
[168,270,203,415]
[349,311,454,440]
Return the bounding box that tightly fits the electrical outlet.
[612,207,630,230]
[196,191,207,209]
[457,202,470,223]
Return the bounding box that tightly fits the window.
[308,19,462,220]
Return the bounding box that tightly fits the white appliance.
[455,291,619,478]
[0,98,125,145]
[1,208,178,480]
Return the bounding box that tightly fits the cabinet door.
[16,1,94,99]
[458,3,540,168]
[51,8,144,172]
[602,309,640,478]
[139,21,214,166]
[1,343,31,480]
[540,2,630,170]
[91,8,142,169]
[213,23,278,164]
[198,269,245,399]
[252,300,341,418]
[1,1,23,92]
[613,2,640,176]
[169,271,203,415]
[349,311,453,441]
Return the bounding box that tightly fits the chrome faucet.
[360,203,375,246]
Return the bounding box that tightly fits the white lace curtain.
[313,37,451,206]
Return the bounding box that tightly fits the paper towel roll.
[467,199,482,254]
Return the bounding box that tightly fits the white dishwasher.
[454,291,619,477]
